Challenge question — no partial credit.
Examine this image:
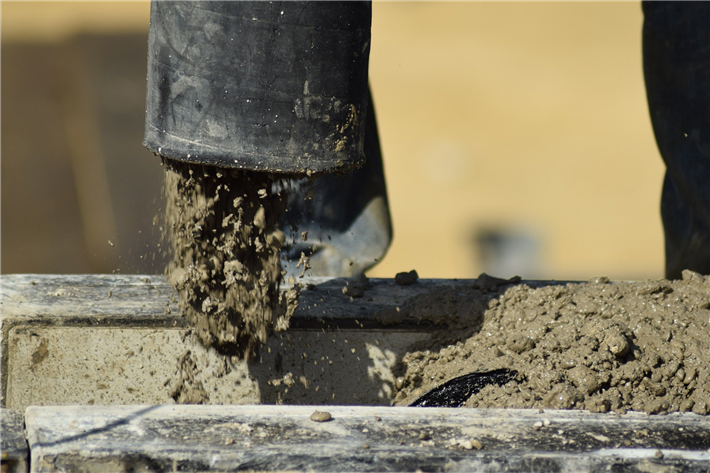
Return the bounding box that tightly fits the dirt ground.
[393,272,710,415]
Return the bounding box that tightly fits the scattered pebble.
[343,282,365,298]
[449,438,482,450]
[395,270,419,286]
[310,410,332,422]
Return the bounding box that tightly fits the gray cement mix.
[162,160,710,415]
[163,160,299,364]
[393,272,710,415]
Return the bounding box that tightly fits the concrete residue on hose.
[394,271,710,415]
[163,159,300,362]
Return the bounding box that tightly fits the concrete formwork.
[1,274,450,410]
[2,274,709,472]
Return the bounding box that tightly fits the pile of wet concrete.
[392,271,710,415]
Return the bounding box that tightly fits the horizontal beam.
[5,274,533,410]
[24,404,710,472]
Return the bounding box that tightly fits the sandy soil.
[393,272,710,415]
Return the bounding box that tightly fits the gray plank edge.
[1,274,574,326]
[1,408,29,473]
[24,405,710,472]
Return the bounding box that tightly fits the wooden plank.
[24,405,710,472]
[1,273,515,328]
[0,274,180,323]
[1,408,29,473]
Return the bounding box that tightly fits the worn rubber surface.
[144,1,372,174]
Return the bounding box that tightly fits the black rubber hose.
[410,369,519,408]
[144,1,372,174]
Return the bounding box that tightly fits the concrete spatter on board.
[22,405,710,472]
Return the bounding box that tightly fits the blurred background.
[1,1,665,280]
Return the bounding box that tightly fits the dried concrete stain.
[394,271,710,415]
[31,339,49,366]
